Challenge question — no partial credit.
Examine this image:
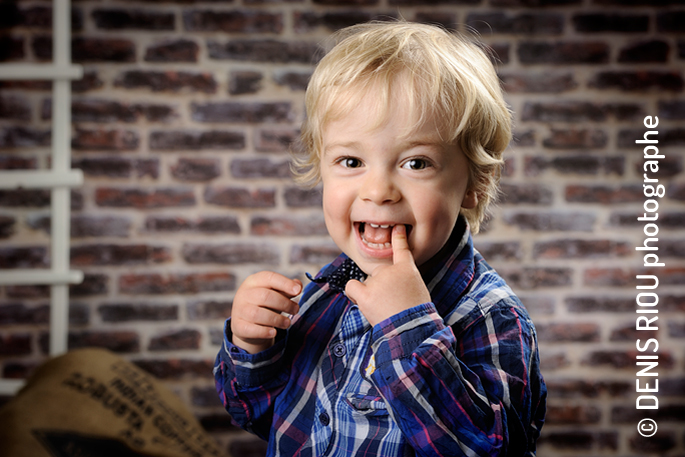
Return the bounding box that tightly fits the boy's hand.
[231,271,302,354]
[345,225,431,327]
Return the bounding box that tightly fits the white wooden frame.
[0,0,83,395]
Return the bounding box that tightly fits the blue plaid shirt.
[214,218,546,456]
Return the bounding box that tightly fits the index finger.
[392,224,414,265]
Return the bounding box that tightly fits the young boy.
[214,21,546,456]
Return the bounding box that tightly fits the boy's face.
[319,91,477,275]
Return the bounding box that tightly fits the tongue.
[363,225,392,244]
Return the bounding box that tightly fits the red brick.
[72,37,136,62]
[629,431,677,453]
[498,267,572,289]
[413,11,457,30]
[149,130,245,151]
[229,70,263,95]
[0,303,49,325]
[273,70,312,91]
[181,242,280,265]
[0,246,47,268]
[565,184,642,204]
[565,296,633,313]
[284,186,322,208]
[191,385,223,407]
[204,186,275,208]
[183,10,283,33]
[228,438,268,457]
[144,215,240,234]
[0,215,15,238]
[545,379,631,398]
[610,322,658,342]
[618,40,670,63]
[0,155,37,170]
[70,244,171,266]
[0,333,31,356]
[499,183,553,205]
[492,0,579,4]
[659,100,685,120]
[27,214,131,237]
[0,36,24,61]
[72,128,139,151]
[251,215,328,236]
[524,155,625,176]
[145,39,199,63]
[583,350,675,369]
[0,94,31,121]
[70,273,109,297]
[96,187,196,208]
[546,404,601,424]
[171,158,221,182]
[134,359,214,379]
[500,72,577,93]
[536,322,600,342]
[66,330,139,353]
[72,70,105,93]
[313,0,379,4]
[230,158,291,179]
[0,126,51,148]
[69,99,177,123]
[207,39,320,63]
[543,128,607,149]
[199,414,242,433]
[290,244,341,264]
[149,329,201,351]
[119,272,236,295]
[191,101,292,123]
[539,351,570,371]
[657,10,685,33]
[572,13,649,33]
[522,101,607,122]
[2,361,39,379]
[668,321,685,338]
[115,70,217,93]
[518,41,609,64]
[534,239,631,259]
[516,295,555,315]
[503,211,596,231]
[590,71,684,92]
[471,241,521,261]
[0,189,50,207]
[72,157,132,178]
[98,303,178,322]
[539,431,618,451]
[187,300,233,320]
[294,11,386,33]
[92,9,175,30]
[634,156,682,179]
[466,12,563,35]
[255,128,299,153]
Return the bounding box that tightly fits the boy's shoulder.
[445,248,532,332]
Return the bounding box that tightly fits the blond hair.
[293,21,511,233]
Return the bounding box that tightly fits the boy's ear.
[461,189,478,209]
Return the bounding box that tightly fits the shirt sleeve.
[369,301,546,457]
[213,318,290,440]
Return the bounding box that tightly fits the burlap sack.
[0,348,227,457]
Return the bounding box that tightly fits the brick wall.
[1,1,684,455]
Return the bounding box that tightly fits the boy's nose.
[360,171,401,205]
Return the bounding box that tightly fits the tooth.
[369,223,379,228]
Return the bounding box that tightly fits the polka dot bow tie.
[307,257,367,293]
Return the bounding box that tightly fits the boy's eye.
[402,158,429,170]
[339,157,363,168]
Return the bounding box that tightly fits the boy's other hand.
[231,271,302,354]
[345,225,431,327]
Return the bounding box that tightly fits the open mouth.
[356,222,412,250]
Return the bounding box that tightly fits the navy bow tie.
[307,257,367,293]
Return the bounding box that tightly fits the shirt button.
[332,342,346,358]
[319,412,330,426]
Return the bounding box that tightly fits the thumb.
[344,279,365,304]
[392,224,414,265]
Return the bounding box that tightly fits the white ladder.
[0,0,83,395]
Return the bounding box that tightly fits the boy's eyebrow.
[323,138,445,154]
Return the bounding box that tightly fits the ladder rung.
[0,170,83,189]
[0,64,84,81]
[0,269,84,286]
